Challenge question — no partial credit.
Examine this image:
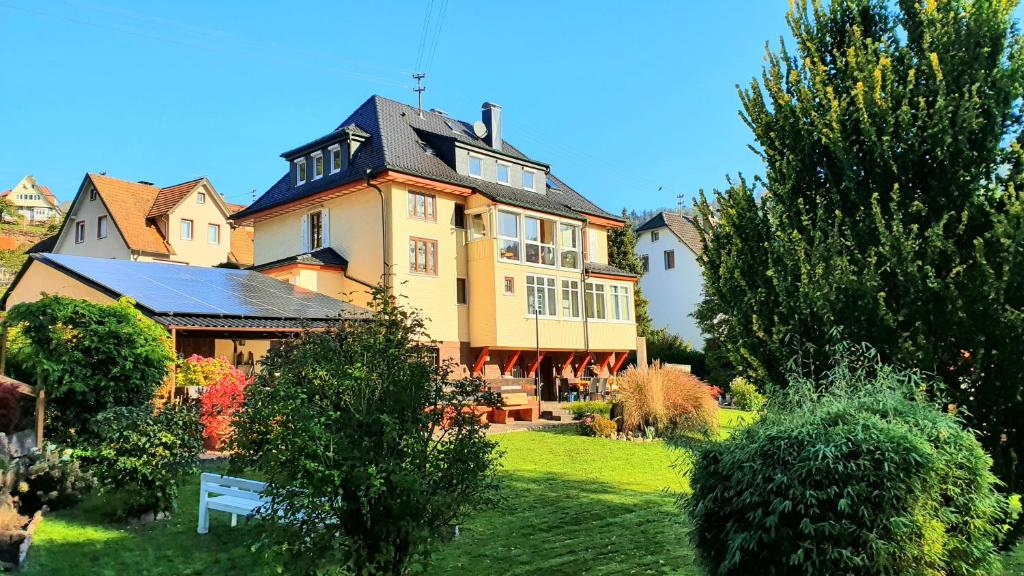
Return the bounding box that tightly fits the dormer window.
[522,169,536,191]
[295,158,307,185]
[197,192,206,204]
[497,163,510,185]
[469,155,483,178]
[312,151,324,180]
[329,144,342,174]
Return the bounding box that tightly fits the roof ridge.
[160,176,205,191]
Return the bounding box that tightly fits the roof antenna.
[413,73,426,117]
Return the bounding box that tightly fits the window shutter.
[320,208,330,246]
[300,213,310,252]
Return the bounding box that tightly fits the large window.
[585,282,607,320]
[180,219,193,240]
[408,191,436,221]
[97,216,108,239]
[469,155,482,178]
[559,223,580,269]
[561,279,581,319]
[75,221,85,244]
[526,275,556,317]
[308,211,323,250]
[208,224,220,245]
[295,158,307,185]
[611,285,631,321]
[524,216,556,266]
[497,211,520,261]
[409,237,438,275]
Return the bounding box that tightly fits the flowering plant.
[708,385,723,400]
[182,355,252,449]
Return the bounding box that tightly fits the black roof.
[249,247,349,272]
[25,235,57,254]
[585,262,638,278]
[233,95,620,223]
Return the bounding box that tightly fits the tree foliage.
[608,208,653,336]
[696,0,1024,492]
[686,347,1008,575]
[5,295,174,443]
[231,286,502,575]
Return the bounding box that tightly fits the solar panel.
[41,253,359,319]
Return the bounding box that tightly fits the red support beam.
[611,351,631,375]
[595,352,614,376]
[502,350,522,376]
[560,352,575,377]
[472,346,489,377]
[527,351,546,378]
[575,353,593,378]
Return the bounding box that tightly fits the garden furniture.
[492,392,538,423]
[197,473,268,534]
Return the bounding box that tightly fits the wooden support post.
[0,322,8,377]
[527,351,545,378]
[575,353,593,378]
[35,375,44,447]
[502,350,522,376]
[611,351,630,375]
[595,352,614,376]
[472,347,489,377]
[560,352,575,377]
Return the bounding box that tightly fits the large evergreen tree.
[608,208,653,336]
[697,0,1024,492]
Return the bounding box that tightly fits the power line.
[423,0,450,74]
[413,0,436,72]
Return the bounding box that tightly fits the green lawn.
[20,409,1024,575]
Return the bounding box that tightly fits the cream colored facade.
[251,178,637,381]
[52,188,133,259]
[155,181,233,267]
[2,175,61,223]
[4,259,116,308]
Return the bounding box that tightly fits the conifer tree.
[608,208,652,336]
[697,0,1024,492]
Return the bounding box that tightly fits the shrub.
[196,360,250,450]
[568,401,611,420]
[90,404,202,519]
[0,384,21,436]
[729,376,765,412]
[0,503,27,532]
[685,360,1007,575]
[231,286,501,575]
[5,296,174,444]
[617,364,718,437]
[577,414,616,438]
[15,443,95,514]
[645,328,706,376]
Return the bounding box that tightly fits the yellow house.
[50,173,253,267]
[1,175,61,223]
[234,96,638,397]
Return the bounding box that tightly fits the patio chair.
[594,378,608,400]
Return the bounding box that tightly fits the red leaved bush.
[190,357,251,449]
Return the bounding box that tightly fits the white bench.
[197,473,268,534]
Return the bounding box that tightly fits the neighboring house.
[1,175,61,223]
[50,173,253,267]
[234,95,638,390]
[635,211,705,349]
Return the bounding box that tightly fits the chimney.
[482,102,502,151]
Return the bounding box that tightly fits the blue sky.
[1,2,816,211]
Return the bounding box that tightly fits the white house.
[635,211,705,349]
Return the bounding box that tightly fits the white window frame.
[525,274,557,318]
[329,144,342,174]
[468,154,483,179]
[196,192,206,204]
[311,151,324,180]
[97,215,108,239]
[559,223,581,270]
[651,230,660,242]
[308,210,324,250]
[561,278,582,320]
[524,215,557,267]
[295,158,307,185]
[496,210,521,262]
[522,169,536,191]
[497,162,510,184]
[74,221,85,244]
[208,223,220,245]
[585,281,607,320]
[610,284,632,321]
[180,219,193,241]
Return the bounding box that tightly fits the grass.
[20,408,1024,575]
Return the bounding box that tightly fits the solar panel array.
[43,253,364,319]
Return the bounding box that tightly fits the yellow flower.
[17,482,28,494]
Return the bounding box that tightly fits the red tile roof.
[87,173,175,255]
[146,177,205,218]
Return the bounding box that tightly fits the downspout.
[364,169,389,292]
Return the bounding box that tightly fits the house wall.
[636,228,705,349]
[262,266,373,308]
[53,188,133,259]
[165,182,233,267]
[6,176,60,222]
[4,260,116,308]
